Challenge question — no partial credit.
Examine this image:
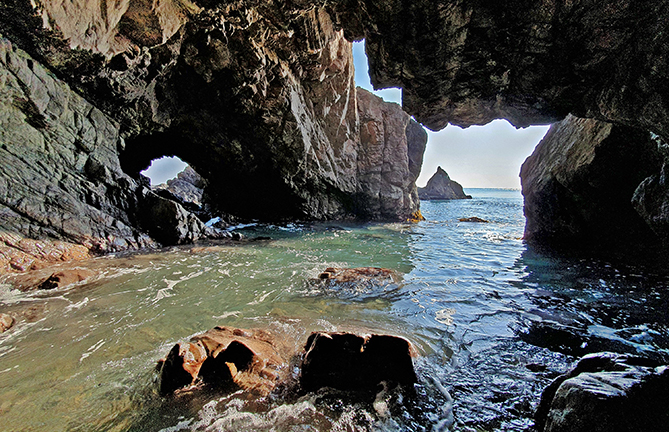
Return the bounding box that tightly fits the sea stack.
[418,167,472,200]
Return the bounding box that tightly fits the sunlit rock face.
[521,115,662,251]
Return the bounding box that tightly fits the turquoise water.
[1,188,668,431]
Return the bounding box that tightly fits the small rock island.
[418,167,472,200]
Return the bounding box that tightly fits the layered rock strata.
[418,167,471,200]
[0,37,217,262]
[0,1,427,261]
[521,115,663,251]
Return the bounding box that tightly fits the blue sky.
[352,41,549,189]
[144,41,550,189]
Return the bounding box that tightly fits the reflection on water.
[1,189,668,431]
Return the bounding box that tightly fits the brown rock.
[37,269,95,290]
[158,326,285,396]
[300,332,417,392]
[317,267,401,284]
[0,313,14,332]
[459,217,489,223]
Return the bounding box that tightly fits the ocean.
[1,188,668,431]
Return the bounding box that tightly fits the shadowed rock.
[37,269,95,290]
[158,326,285,397]
[300,332,416,392]
[521,115,662,251]
[535,352,669,432]
[459,217,488,223]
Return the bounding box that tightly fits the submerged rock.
[459,217,489,223]
[316,267,401,285]
[418,167,471,200]
[300,332,417,392]
[535,352,669,432]
[0,313,14,332]
[37,269,95,290]
[158,326,285,396]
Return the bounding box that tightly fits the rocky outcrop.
[535,352,669,432]
[0,37,217,258]
[521,115,663,251]
[154,166,205,210]
[355,88,426,220]
[418,167,471,200]
[300,332,416,392]
[3,0,669,253]
[0,37,156,253]
[158,326,285,396]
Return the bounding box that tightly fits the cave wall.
[2,0,669,254]
[521,114,663,251]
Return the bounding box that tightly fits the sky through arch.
[352,41,550,189]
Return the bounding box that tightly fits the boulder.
[535,352,669,432]
[0,313,14,332]
[316,267,401,285]
[300,332,416,392]
[158,326,285,396]
[355,89,427,220]
[418,167,471,200]
[37,269,96,290]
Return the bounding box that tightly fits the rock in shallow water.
[535,352,669,432]
[316,267,401,285]
[158,326,285,396]
[300,332,417,392]
[0,313,14,332]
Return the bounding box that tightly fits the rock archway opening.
[417,120,551,191]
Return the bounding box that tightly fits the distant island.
[418,167,472,200]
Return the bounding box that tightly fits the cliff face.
[418,167,471,201]
[0,0,428,265]
[521,115,663,250]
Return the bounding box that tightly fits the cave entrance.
[141,155,207,216]
[417,120,550,192]
[142,156,189,186]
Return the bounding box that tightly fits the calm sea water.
[1,188,669,431]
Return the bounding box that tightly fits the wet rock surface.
[158,326,285,397]
[316,267,401,285]
[535,352,669,432]
[300,332,417,392]
[418,167,471,200]
[0,313,14,332]
[521,115,663,251]
[458,217,488,223]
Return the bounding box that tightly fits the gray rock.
[535,352,669,432]
[418,167,471,200]
[0,37,157,254]
[521,115,662,250]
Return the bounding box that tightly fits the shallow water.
[1,189,669,431]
